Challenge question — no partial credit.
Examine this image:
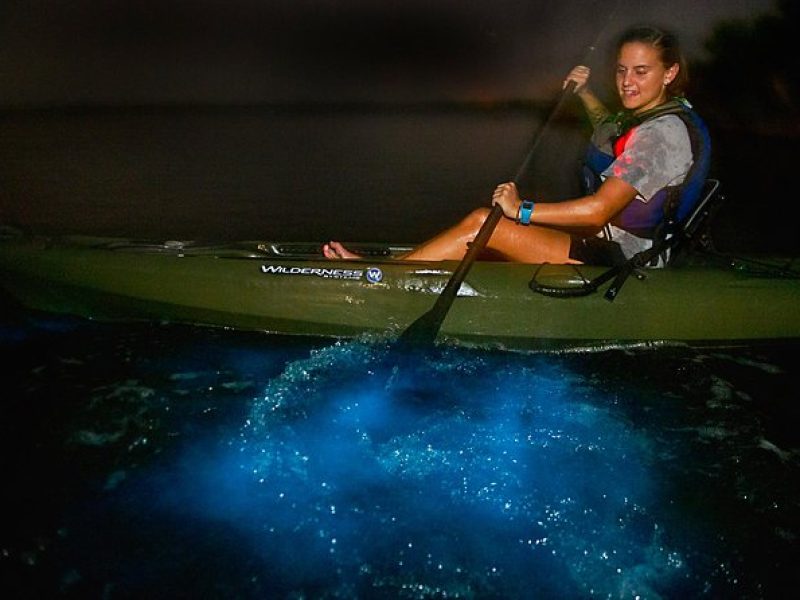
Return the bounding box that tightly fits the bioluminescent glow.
[160,342,687,598]
[3,322,796,597]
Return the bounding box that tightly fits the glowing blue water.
[232,343,674,597]
[2,320,797,597]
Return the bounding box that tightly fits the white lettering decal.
[260,264,366,280]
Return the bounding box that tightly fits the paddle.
[394,0,625,348]
[397,81,579,346]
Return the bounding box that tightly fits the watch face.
[523,201,534,209]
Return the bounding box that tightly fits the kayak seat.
[601,178,726,300]
[663,178,725,267]
[530,178,726,301]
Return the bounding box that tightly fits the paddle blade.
[397,303,447,346]
[395,205,504,347]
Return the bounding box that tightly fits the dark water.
[1,106,797,253]
[1,108,799,597]
[0,106,585,245]
[1,311,798,598]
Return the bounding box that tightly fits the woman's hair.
[616,26,689,97]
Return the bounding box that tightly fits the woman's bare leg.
[324,207,575,263]
[402,208,575,263]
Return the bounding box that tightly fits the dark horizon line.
[4,99,792,137]
[0,97,569,116]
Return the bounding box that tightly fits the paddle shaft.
[513,81,576,184]
[398,203,504,345]
[511,0,622,184]
[397,0,623,345]
[398,83,577,346]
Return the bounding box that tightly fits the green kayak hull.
[1,234,799,350]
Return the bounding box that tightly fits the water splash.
[185,341,688,597]
[6,322,796,597]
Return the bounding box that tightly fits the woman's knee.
[460,207,491,231]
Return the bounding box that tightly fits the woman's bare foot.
[322,241,362,260]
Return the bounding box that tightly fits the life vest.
[582,98,712,239]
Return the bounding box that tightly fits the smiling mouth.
[621,90,640,101]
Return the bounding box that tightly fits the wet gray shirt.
[594,115,693,260]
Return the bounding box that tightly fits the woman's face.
[615,41,679,113]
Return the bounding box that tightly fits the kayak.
[1,230,799,350]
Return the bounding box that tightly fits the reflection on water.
[1,314,797,597]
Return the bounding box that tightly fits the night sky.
[0,0,777,107]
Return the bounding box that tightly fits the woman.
[324,26,704,266]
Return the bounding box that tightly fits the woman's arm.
[564,65,611,126]
[492,178,638,229]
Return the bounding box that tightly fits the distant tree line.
[691,0,799,134]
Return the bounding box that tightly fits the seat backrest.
[667,178,724,266]
[529,179,726,301]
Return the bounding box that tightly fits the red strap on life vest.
[613,127,636,157]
